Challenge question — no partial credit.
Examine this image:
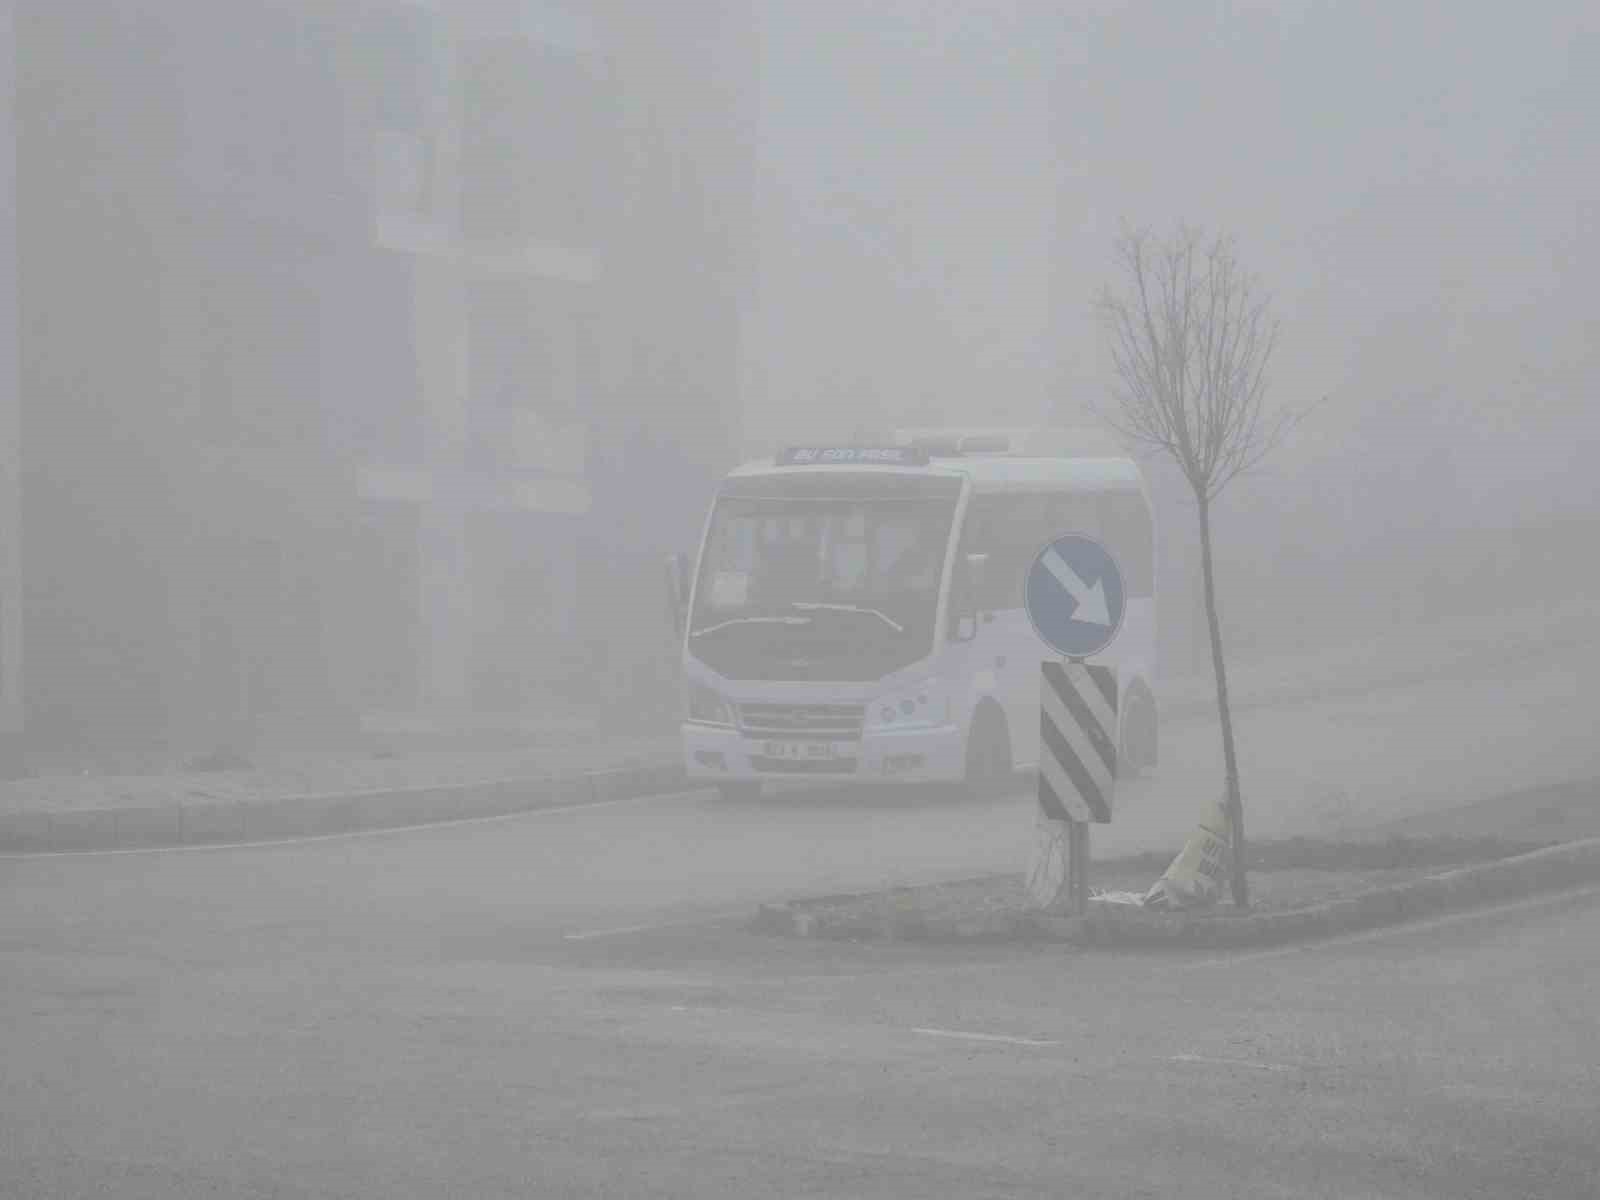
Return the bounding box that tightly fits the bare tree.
[1094,226,1292,908]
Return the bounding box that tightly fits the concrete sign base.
[1025,812,1075,911]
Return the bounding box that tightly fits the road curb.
[751,838,1600,949]
[0,761,688,852]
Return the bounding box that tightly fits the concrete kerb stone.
[176,801,248,844]
[755,838,1600,949]
[0,759,690,852]
[344,784,458,831]
[0,810,55,851]
[109,805,185,848]
[34,809,122,851]
[241,793,345,840]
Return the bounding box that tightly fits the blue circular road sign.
[1024,533,1126,659]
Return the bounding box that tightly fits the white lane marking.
[563,922,670,942]
[912,1027,1062,1048]
[563,911,747,942]
[1166,1054,1293,1072]
[1178,883,1600,972]
[0,788,705,861]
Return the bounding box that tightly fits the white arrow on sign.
[1041,548,1111,627]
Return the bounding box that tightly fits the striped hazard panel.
[1037,661,1117,824]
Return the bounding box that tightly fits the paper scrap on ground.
[1145,796,1232,911]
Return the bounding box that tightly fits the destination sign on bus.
[775,446,930,467]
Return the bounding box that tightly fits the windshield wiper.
[790,601,906,634]
[690,614,813,638]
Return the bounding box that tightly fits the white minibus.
[671,430,1157,800]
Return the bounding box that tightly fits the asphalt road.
[2,637,1597,1197]
[3,831,1597,1198]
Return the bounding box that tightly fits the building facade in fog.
[14,0,751,749]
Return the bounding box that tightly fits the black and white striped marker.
[1037,661,1117,824]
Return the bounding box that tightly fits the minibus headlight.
[685,682,735,727]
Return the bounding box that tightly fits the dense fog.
[3,0,1595,763]
[752,0,1598,670]
[5,9,1600,1194]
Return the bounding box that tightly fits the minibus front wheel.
[962,702,1013,800]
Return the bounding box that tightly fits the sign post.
[1022,534,1125,916]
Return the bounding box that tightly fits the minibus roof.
[727,453,1143,493]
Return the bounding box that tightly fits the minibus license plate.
[763,740,840,761]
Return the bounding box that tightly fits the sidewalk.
[0,727,684,851]
[1156,593,1590,720]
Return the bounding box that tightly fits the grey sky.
[749,0,1597,526]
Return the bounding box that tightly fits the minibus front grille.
[737,702,866,741]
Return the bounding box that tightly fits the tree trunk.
[1196,493,1249,907]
